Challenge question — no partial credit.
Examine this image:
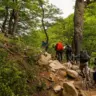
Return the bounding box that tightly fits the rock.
[78,90,87,96]
[67,69,79,79]
[76,69,81,73]
[49,60,66,71]
[71,65,79,71]
[49,71,67,82]
[58,70,67,78]
[38,52,52,65]
[44,52,51,58]
[48,60,53,63]
[63,82,78,96]
[49,73,57,82]
[64,62,72,69]
[76,87,88,96]
[48,90,63,96]
[53,85,63,93]
[89,68,94,73]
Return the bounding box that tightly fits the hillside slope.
[0,33,44,96]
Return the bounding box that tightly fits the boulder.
[49,60,66,71]
[49,72,57,82]
[67,69,79,79]
[63,82,78,96]
[75,86,88,96]
[58,70,67,78]
[38,52,52,65]
[78,90,87,96]
[64,62,72,69]
[71,65,79,71]
[53,85,63,93]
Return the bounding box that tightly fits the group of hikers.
[55,41,96,86]
[55,42,72,62]
[41,40,96,86]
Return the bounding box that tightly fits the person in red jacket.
[55,42,64,62]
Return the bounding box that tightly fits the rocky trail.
[36,52,96,96]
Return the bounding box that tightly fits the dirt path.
[86,90,96,96]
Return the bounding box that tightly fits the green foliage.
[0,0,62,35]
[25,49,37,65]
[82,2,96,54]
[21,31,42,47]
[9,37,25,53]
[0,61,28,96]
[0,37,28,95]
[36,80,46,91]
[0,49,8,64]
[46,14,74,54]
[0,33,46,95]
[47,2,96,55]
[0,33,10,43]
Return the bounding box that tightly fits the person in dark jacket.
[93,67,96,85]
[41,40,48,51]
[75,50,90,79]
[94,58,96,66]
[65,44,72,62]
[93,58,96,86]
[79,50,90,79]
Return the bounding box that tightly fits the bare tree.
[38,0,49,51]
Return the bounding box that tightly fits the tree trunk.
[8,0,18,35]
[73,0,84,56]
[8,9,14,35]
[1,6,9,33]
[12,10,18,34]
[12,0,18,34]
[38,0,49,51]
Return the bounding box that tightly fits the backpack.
[66,46,72,53]
[94,59,96,65]
[80,51,90,63]
[56,42,64,51]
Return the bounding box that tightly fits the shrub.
[0,49,8,65]
[0,62,28,96]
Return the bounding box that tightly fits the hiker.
[93,67,96,85]
[41,40,48,51]
[92,58,96,86]
[79,50,90,79]
[65,44,72,62]
[93,58,96,66]
[55,41,64,62]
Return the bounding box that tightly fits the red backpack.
[56,42,64,51]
